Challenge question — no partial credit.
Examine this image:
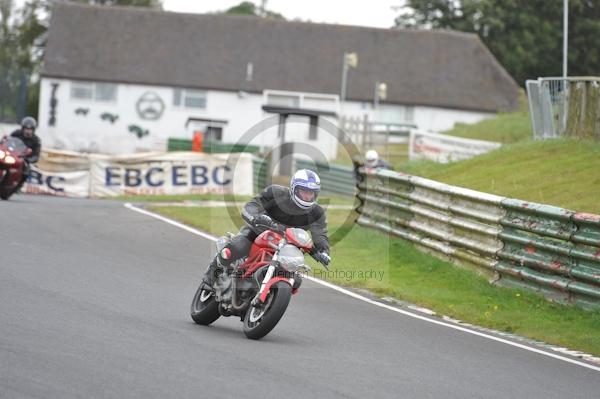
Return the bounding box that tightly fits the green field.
[378,106,600,214]
[111,193,253,203]
[401,139,600,213]
[148,205,600,356]
[444,108,532,144]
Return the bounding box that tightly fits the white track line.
[124,202,600,373]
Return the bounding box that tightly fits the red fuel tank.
[248,230,282,260]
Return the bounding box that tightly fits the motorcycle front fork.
[252,264,275,306]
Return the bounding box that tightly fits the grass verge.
[400,139,600,214]
[116,193,355,207]
[444,109,532,144]
[148,205,600,356]
[110,193,253,202]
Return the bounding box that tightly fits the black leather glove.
[312,251,331,268]
[253,214,273,227]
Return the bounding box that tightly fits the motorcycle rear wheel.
[243,281,291,340]
[190,285,221,325]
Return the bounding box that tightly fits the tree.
[395,0,600,86]
[69,0,162,7]
[0,0,163,120]
[0,0,37,121]
[223,1,285,20]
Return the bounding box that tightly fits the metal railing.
[526,77,600,140]
[356,168,600,310]
[167,138,260,154]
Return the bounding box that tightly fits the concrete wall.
[38,77,494,158]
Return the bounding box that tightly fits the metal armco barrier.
[356,168,600,310]
[296,159,355,197]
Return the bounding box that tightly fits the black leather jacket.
[10,129,41,163]
[242,184,330,253]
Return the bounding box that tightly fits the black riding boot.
[13,162,30,194]
[13,175,27,194]
[200,256,222,290]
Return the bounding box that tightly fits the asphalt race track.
[1,196,599,398]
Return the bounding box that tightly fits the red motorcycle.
[191,226,328,340]
[0,137,30,200]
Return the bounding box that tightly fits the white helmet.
[290,169,321,210]
[365,150,379,167]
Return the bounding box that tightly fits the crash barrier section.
[408,130,502,163]
[167,138,260,154]
[295,159,355,197]
[24,149,254,197]
[355,168,600,310]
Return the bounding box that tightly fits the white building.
[39,3,520,159]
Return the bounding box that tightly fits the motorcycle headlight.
[4,156,15,165]
[277,244,305,272]
[0,150,5,159]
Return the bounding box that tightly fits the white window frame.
[263,90,339,114]
[70,82,94,100]
[173,88,207,109]
[70,81,118,102]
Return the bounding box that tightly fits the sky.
[11,1,404,29]
[163,0,403,29]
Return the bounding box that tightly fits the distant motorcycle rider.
[201,169,331,289]
[353,149,392,183]
[9,116,41,193]
[364,150,391,170]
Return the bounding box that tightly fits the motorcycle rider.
[364,149,391,170]
[353,149,392,184]
[201,169,331,289]
[9,116,41,193]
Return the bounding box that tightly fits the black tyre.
[243,281,291,340]
[190,285,221,325]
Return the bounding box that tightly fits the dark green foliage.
[69,0,162,7]
[0,0,162,120]
[223,1,285,19]
[396,0,600,86]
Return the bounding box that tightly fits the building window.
[95,83,117,101]
[71,82,93,100]
[205,126,223,141]
[70,81,117,102]
[174,89,207,109]
[303,96,336,111]
[206,126,223,142]
[309,116,318,140]
[266,93,300,108]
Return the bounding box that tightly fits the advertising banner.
[89,152,253,197]
[409,130,501,163]
[24,166,90,198]
[20,150,253,198]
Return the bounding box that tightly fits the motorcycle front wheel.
[0,176,12,200]
[243,281,291,340]
[190,285,221,325]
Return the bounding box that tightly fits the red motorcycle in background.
[191,226,328,340]
[0,137,30,200]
